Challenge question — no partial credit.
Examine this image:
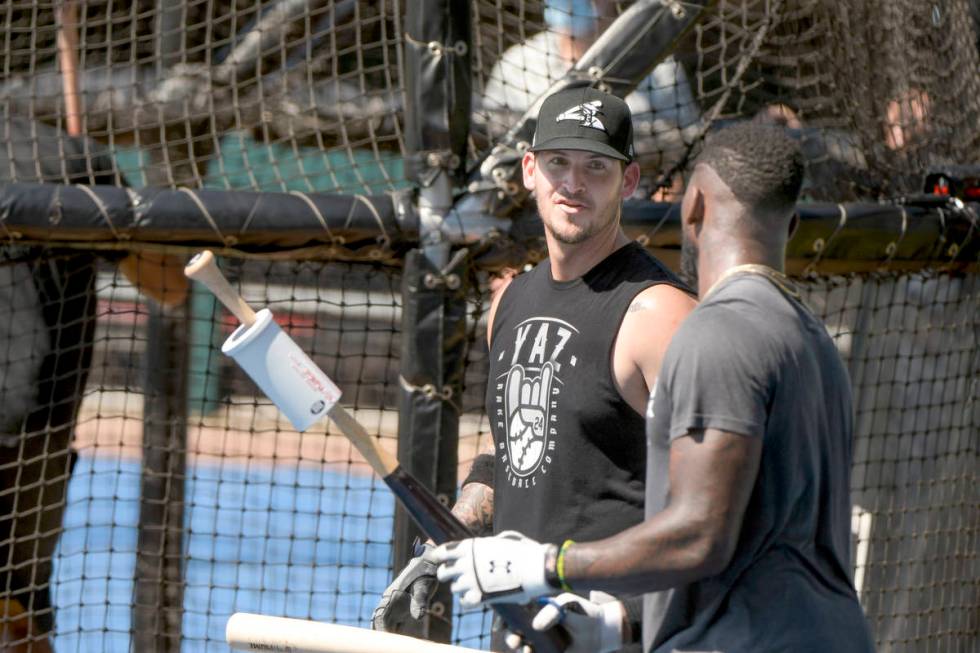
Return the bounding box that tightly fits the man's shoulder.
[670,276,825,368]
[665,290,766,363]
[631,249,669,275]
[624,283,697,329]
[697,275,790,324]
[486,263,543,345]
[709,275,823,340]
[603,243,694,296]
[671,301,735,345]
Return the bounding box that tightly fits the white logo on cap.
[556,101,607,133]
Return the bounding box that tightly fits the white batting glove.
[432,531,556,608]
[505,592,625,653]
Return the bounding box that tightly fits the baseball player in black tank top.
[487,241,688,545]
[372,87,696,648]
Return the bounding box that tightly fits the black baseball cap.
[530,86,635,162]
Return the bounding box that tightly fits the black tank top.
[487,242,690,542]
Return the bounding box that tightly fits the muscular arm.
[614,284,697,414]
[560,427,762,594]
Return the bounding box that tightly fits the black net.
[5,254,404,650]
[471,0,980,201]
[806,272,979,652]
[2,248,975,651]
[2,1,977,198]
[0,0,408,193]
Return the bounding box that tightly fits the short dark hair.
[697,121,804,215]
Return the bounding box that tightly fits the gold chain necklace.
[704,263,801,301]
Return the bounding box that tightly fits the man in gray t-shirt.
[643,270,871,651]
[430,122,874,653]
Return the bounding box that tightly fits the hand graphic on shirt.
[505,362,553,472]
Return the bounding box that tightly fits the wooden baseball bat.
[226,614,487,653]
[185,251,568,652]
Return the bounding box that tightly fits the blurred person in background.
[0,111,185,652]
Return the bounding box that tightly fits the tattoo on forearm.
[627,299,655,313]
[451,482,495,535]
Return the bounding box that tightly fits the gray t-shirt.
[643,273,875,653]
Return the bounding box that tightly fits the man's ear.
[621,161,641,198]
[522,152,536,192]
[681,182,705,231]
[787,211,800,240]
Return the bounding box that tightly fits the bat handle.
[329,404,399,477]
[380,471,570,652]
[184,250,257,326]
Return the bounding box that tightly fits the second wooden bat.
[227,613,487,653]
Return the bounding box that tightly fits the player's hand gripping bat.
[185,251,568,652]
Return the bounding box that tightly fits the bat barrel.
[226,613,485,653]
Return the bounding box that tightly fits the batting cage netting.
[0,1,977,652]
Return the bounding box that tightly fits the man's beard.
[680,230,699,290]
[537,186,621,245]
[543,203,619,245]
[548,217,604,245]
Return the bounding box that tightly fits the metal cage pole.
[394,0,472,643]
[132,301,188,651]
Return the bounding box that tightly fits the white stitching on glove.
[433,531,555,608]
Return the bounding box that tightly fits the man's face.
[522,149,633,245]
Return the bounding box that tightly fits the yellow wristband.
[556,539,575,592]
